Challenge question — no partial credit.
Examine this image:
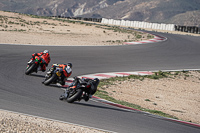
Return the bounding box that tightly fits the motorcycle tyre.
[25,63,36,75]
[43,73,57,85]
[66,89,83,103]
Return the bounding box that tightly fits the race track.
[0,31,200,133]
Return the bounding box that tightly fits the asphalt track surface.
[0,31,200,133]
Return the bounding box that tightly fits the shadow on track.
[68,101,140,113]
[29,73,45,78]
[43,84,64,89]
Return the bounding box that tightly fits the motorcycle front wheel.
[66,89,83,103]
[25,63,36,75]
[43,73,57,85]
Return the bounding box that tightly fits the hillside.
[0,0,200,26]
[169,10,200,26]
[88,0,200,26]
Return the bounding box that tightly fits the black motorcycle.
[59,77,100,103]
[43,65,65,86]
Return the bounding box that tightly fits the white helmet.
[66,63,72,74]
[66,67,72,74]
[43,50,49,54]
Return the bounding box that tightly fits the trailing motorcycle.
[43,64,65,86]
[25,56,41,75]
[59,77,100,103]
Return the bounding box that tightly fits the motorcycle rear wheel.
[43,73,57,85]
[25,64,36,75]
[66,89,83,103]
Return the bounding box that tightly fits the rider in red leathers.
[31,50,50,72]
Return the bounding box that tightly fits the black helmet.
[67,63,72,68]
[93,78,100,85]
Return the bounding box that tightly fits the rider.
[51,63,72,85]
[31,50,51,72]
[61,77,99,101]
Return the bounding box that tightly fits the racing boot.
[59,95,65,100]
[59,90,68,100]
[64,90,68,98]
[59,80,65,86]
[83,93,89,102]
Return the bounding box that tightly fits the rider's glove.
[56,67,62,72]
[53,64,59,67]
[32,53,37,58]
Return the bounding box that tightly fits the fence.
[101,18,200,34]
[52,16,200,34]
[54,16,102,22]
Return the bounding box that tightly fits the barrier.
[148,22,152,29]
[120,20,126,26]
[105,17,197,34]
[144,22,148,28]
[125,20,131,27]
[51,16,199,34]
[175,25,199,34]
[108,19,114,25]
[160,23,166,31]
[135,21,139,28]
[113,20,117,25]
[100,18,200,33]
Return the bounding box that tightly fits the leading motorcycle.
[25,56,41,75]
[59,77,100,103]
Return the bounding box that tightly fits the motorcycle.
[59,77,100,103]
[25,56,41,75]
[42,64,65,86]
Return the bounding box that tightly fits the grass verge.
[94,70,199,120]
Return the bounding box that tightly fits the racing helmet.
[67,63,72,68]
[43,50,49,54]
[66,63,72,74]
[93,78,100,85]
